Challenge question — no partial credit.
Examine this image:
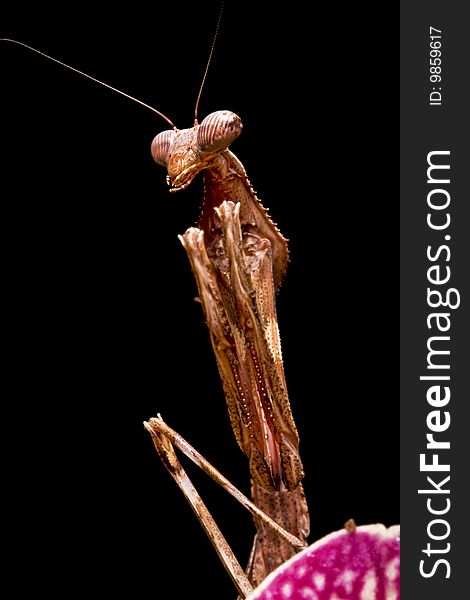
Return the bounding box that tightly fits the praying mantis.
[2,4,398,598]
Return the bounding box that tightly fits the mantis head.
[151,110,243,192]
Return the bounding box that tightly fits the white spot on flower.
[385,585,398,600]
[360,569,377,599]
[296,565,307,578]
[386,557,400,580]
[385,559,399,600]
[312,572,325,590]
[334,568,356,594]
[282,582,292,598]
[301,587,318,599]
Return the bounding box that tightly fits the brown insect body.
[152,110,310,587]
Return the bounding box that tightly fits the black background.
[2,2,397,598]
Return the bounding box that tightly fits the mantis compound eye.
[197,110,243,152]
[151,129,177,167]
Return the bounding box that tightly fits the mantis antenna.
[193,1,224,125]
[0,38,176,129]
